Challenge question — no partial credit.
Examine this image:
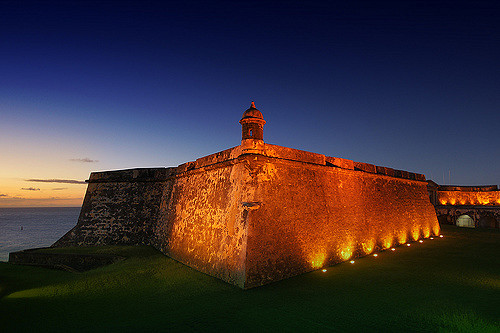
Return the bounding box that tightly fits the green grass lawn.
[1,225,498,332]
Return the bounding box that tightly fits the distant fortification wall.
[55,168,174,247]
[426,183,500,229]
[437,190,500,206]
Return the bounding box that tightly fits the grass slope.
[1,225,499,332]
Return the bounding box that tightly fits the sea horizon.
[0,206,80,261]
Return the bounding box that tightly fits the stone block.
[354,162,377,173]
[265,144,326,165]
[325,156,354,170]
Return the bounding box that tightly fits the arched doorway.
[456,214,475,228]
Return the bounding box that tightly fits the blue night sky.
[1,0,499,206]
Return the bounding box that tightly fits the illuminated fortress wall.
[55,144,439,288]
[241,150,439,288]
[54,103,440,288]
[437,191,500,206]
[151,152,253,288]
[429,183,500,229]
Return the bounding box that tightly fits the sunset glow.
[0,1,498,211]
[0,175,86,207]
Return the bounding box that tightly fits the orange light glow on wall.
[381,236,393,249]
[411,226,420,241]
[397,232,407,244]
[310,253,327,269]
[423,226,431,238]
[340,247,353,260]
[361,240,375,254]
[437,191,500,207]
[478,198,490,205]
[432,224,440,236]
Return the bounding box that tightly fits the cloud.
[21,187,41,191]
[52,187,68,191]
[26,179,87,184]
[69,157,98,163]
[0,194,7,197]
[0,196,23,200]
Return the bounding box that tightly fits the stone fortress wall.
[55,103,439,288]
[436,188,500,206]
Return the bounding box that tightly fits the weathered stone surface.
[326,156,354,170]
[243,154,438,288]
[265,144,326,165]
[436,190,500,206]
[353,161,377,173]
[54,169,170,247]
[152,159,252,288]
[195,147,237,168]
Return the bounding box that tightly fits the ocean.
[0,207,80,262]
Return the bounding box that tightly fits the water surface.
[0,207,80,261]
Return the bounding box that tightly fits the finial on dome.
[250,101,256,109]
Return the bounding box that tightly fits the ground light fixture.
[320,234,444,272]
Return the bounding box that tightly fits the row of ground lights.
[321,234,444,272]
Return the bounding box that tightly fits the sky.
[1,0,499,207]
